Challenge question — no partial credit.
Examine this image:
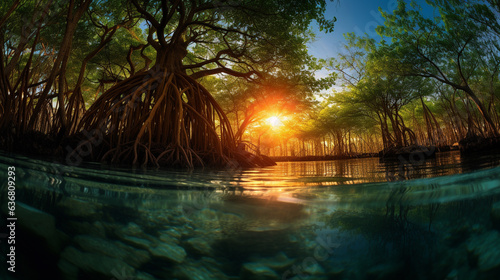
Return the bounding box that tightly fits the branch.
[130,0,161,34]
[189,64,262,80]
[456,36,473,85]
[183,48,241,70]
[170,0,188,45]
[127,44,144,75]
[414,48,449,84]
[138,44,152,71]
[186,21,257,39]
[75,25,119,90]
[195,1,276,17]
[4,0,54,76]
[0,0,21,28]
[146,24,160,50]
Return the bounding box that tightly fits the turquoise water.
[1,151,500,279]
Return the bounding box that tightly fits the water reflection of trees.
[323,185,440,278]
[322,209,437,278]
[385,184,440,231]
[325,189,500,278]
[278,159,381,184]
[379,151,496,181]
[385,184,410,227]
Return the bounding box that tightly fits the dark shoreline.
[269,153,378,162]
[2,135,500,166]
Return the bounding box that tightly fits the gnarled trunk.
[76,43,271,168]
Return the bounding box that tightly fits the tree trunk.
[28,0,92,133]
[463,86,499,137]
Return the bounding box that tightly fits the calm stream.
[1,151,500,279]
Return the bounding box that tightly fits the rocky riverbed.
[2,190,500,280]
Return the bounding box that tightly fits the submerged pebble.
[121,235,153,250]
[15,201,67,253]
[73,235,151,268]
[174,260,230,280]
[241,262,280,280]
[149,242,187,263]
[57,197,102,218]
[135,271,157,280]
[186,237,213,256]
[60,246,135,278]
[466,230,500,272]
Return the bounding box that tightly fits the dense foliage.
[241,0,500,157]
[2,0,499,162]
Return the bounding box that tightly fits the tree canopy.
[3,0,500,164]
[0,0,336,167]
[251,0,500,158]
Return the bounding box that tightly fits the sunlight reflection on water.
[1,150,500,208]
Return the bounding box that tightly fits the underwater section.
[0,152,500,279]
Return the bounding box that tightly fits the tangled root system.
[77,70,265,168]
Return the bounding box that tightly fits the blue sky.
[308,0,438,60]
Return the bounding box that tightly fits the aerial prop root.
[78,70,239,168]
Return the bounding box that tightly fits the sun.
[266,116,283,128]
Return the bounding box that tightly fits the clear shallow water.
[1,151,500,280]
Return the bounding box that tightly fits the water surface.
[1,151,500,280]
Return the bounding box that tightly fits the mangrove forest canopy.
[0,0,335,167]
[1,0,500,167]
